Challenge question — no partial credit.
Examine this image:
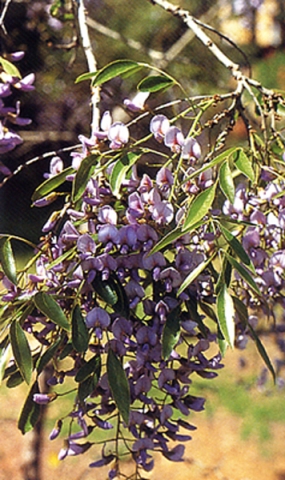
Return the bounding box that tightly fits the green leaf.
[137,75,174,92]
[107,349,130,425]
[219,160,235,203]
[183,147,239,185]
[232,296,275,382]
[72,154,100,203]
[225,252,261,296]
[0,56,21,78]
[247,324,276,382]
[216,285,235,348]
[36,336,63,374]
[10,321,33,384]
[162,307,181,360]
[0,341,9,384]
[34,292,70,331]
[232,296,248,324]
[110,151,142,198]
[91,60,141,87]
[72,305,89,353]
[182,184,216,232]
[177,253,216,296]
[92,273,130,318]
[220,224,255,273]
[75,355,101,383]
[18,380,41,434]
[32,167,74,202]
[0,237,17,285]
[149,227,183,254]
[234,149,255,182]
[6,370,24,388]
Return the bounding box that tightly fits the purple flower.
[151,200,174,225]
[33,392,57,404]
[181,137,201,161]
[86,307,111,333]
[43,156,64,179]
[150,114,170,142]
[162,444,185,461]
[108,121,129,149]
[124,91,149,112]
[164,126,184,153]
[13,73,35,91]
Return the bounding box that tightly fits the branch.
[77,0,100,135]
[0,0,12,34]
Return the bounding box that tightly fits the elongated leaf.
[92,273,130,318]
[150,227,183,254]
[36,336,63,374]
[18,380,41,434]
[232,296,275,382]
[183,147,239,184]
[75,355,101,383]
[107,349,130,425]
[216,285,235,348]
[10,320,32,384]
[182,184,216,232]
[220,224,255,273]
[234,149,255,182]
[91,60,141,87]
[177,253,216,296]
[219,160,235,203]
[215,255,232,295]
[186,297,208,337]
[110,151,142,198]
[138,75,174,92]
[72,154,100,203]
[32,167,74,202]
[7,370,24,388]
[34,292,70,331]
[0,237,17,285]
[0,56,21,78]
[247,324,275,382]
[162,307,181,360]
[225,252,261,295]
[0,341,10,384]
[72,305,89,353]
[232,295,248,324]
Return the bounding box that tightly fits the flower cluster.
[0,108,227,478]
[0,52,34,163]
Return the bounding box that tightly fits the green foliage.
[107,349,130,425]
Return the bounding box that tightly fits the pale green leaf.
[91,60,141,87]
[72,154,100,203]
[182,184,216,231]
[32,167,74,202]
[110,151,142,197]
[219,160,235,203]
[216,285,235,348]
[220,224,255,273]
[177,253,216,296]
[234,149,255,182]
[0,237,17,285]
[34,292,70,331]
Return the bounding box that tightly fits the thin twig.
[76,0,100,136]
[0,0,12,34]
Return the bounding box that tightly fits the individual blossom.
[86,307,111,338]
[156,167,174,196]
[164,126,184,153]
[108,121,129,149]
[124,91,149,112]
[150,114,170,142]
[151,200,174,225]
[43,156,64,179]
[181,137,201,162]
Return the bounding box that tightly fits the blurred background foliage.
[0,0,284,252]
